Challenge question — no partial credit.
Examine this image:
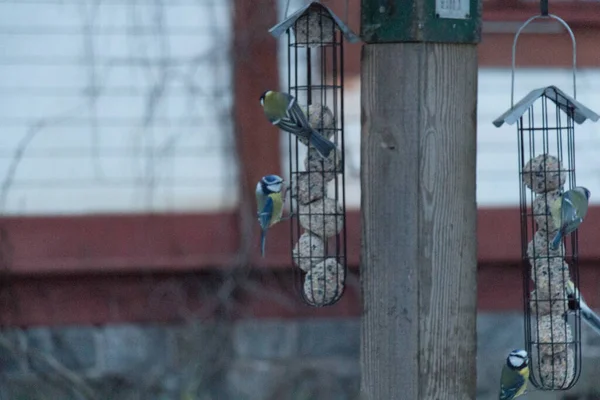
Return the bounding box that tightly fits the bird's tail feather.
[551,231,562,250]
[309,129,336,159]
[581,303,600,337]
[260,229,267,257]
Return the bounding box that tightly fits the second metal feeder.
[493,12,600,390]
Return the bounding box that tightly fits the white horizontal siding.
[0,0,238,215]
[280,65,600,209]
[478,68,600,206]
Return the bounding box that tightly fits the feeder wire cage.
[269,2,359,307]
[494,11,600,391]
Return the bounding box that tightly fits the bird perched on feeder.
[565,279,600,337]
[259,90,336,159]
[256,174,288,257]
[498,349,529,400]
[549,186,591,250]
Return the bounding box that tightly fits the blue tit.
[256,174,285,257]
[259,90,336,159]
[499,349,529,400]
[550,186,591,249]
[566,280,600,337]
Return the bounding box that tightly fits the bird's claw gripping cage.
[269,2,359,307]
[493,13,600,391]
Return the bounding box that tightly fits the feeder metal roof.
[269,1,360,43]
[493,85,600,128]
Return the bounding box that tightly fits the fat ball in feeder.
[293,232,326,272]
[299,197,344,239]
[303,258,345,306]
[521,154,566,194]
[527,229,564,261]
[531,312,574,359]
[291,171,327,205]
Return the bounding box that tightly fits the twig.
[0,332,98,400]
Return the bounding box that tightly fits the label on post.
[436,0,470,19]
[361,0,481,43]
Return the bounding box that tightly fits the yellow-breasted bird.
[566,279,600,337]
[259,90,336,159]
[499,349,529,400]
[550,186,591,249]
[256,174,286,257]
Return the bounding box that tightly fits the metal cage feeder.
[493,13,600,391]
[269,2,359,307]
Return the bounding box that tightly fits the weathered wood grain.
[360,42,478,400]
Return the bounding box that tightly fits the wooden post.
[360,1,481,398]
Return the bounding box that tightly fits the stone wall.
[1,314,600,399]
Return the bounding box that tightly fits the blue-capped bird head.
[507,349,528,370]
[575,186,591,200]
[259,174,284,195]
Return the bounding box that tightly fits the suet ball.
[538,349,575,389]
[527,229,564,261]
[532,190,562,233]
[303,258,344,306]
[530,258,569,286]
[305,146,342,183]
[522,154,566,194]
[533,314,573,356]
[293,232,326,272]
[529,258,570,316]
[529,289,568,317]
[291,171,327,205]
[299,197,344,238]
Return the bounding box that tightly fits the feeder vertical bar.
[360,0,481,398]
[340,30,348,280]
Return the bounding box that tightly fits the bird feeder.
[493,13,600,391]
[269,2,359,307]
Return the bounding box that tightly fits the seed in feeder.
[527,229,564,262]
[522,154,566,194]
[529,288,568,317]
[529,258,570,285]
[293,232,326,272]
[305,146,343,183]
[298,104,335,148]
[533,314,573,357]
[293,11,335,47]
[537,347,576,389]
[299,197,344,238]
[532,190,562,233]
[291,171,327,205]
[303,258,345,306]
